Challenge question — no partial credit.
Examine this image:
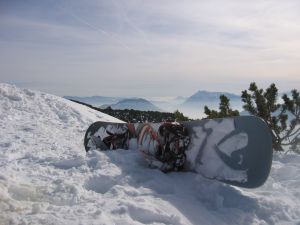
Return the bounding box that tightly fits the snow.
[0,83,300,225]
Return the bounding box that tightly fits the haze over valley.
[65,90,244,119]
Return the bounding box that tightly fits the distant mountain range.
[101,98,162,112]
[182,90,241,108]
[64,90,243,118]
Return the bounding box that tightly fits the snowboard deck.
[84,116,273,188]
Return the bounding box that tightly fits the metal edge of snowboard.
[182,116,273,188]
[84,121,127,152]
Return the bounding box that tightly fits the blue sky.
[0,0,299,97]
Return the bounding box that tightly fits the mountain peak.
[182,90,241,108]
[188,90,239,100]
[106,98,162,111]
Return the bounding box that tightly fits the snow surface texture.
[0,83,300,225]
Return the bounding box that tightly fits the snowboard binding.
[84,122,129,151]
[102,130,129,150]
[156,123,190,172]
[138,122,190,172]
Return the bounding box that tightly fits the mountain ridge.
[65,90,243,117]
[184,90,240,102]
[102,98,162,111]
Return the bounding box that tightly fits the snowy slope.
[0,83,299,225]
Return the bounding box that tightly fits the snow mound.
[0,83,300,225]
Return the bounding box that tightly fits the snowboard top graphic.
[84,116,273,188]
[181,116,273,188]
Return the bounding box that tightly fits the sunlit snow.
[0,83,299,225]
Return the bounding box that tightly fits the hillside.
[182,90,241,107]
[102,98,162,112]
[0,83,300,225]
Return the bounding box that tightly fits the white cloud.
[0,0,299,96]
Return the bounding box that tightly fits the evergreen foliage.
[204,95,240,119]
[281,90,300,152]
[174,110,189,121]
[241,82,300,151]
[101,108,176,123]
[241,82,284,150]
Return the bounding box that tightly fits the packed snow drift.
[0,83,299,225]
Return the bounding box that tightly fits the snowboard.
[84,116,273,188]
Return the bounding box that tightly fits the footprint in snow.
[51,158,85,170]
[84,175,117,194]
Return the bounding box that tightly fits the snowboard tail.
[84,116,273,188]
[181,116,273,188]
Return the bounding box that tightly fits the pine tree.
[281,90,300,151]
[241,82,290,151]
[204,95,239,119]
[174,110,189,121]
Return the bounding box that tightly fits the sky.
[0,0,300,98]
